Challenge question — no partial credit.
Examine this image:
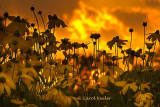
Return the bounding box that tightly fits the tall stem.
[103,55,104,73]
[97,39,99,69]
[12,51,17,79]
[32,11,40,35]
[95,42,97,68]
[136,57,138,68]
[117,46,119,67]
[143,27,146,67]
[143,26,146,56]
[98,39,99,54]
[151,40,157,66]
[83,48,86,56]
[115,43,117,65]
[113,61,114,74]
[130,32,132,48]
[40,15,46,30]
[73,48,75,77]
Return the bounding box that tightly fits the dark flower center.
[0,77,6,83]
[12,40,18,46]
[17,71,22,76]
[96,84,100,89]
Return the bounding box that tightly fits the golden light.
[89,69,106,84]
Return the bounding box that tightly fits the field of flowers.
[0,7,160,107]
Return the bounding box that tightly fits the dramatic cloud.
[1,0,160,53]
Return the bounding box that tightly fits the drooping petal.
[115,81,127,87]
[71,96,79,106]
[98,88,109,95]
[6,79,16,90]
[21,74,33,81]
[10,98,23,105]
[108,76,114,83]
[4,84,11,96]
[130,83,138,92]
[121,84,129,95]
[134,101,144,107]
[0,83,4,96]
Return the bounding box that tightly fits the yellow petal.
[0,83,4,96]
[115,81,126,87]
[134,101,144,107]
[98,75,108,85]
[122,84,129,95]
[6,79,16,90]
[145,93,153,100]
[98,88,109,95]
[21,74,33,81]
[4,84,11,96]
[109,76,114,83]
[27,104,37,107]
[130,83,138,92]
[140,94,147,102]
[134,92,141,98]
[71,96,79,106]
[64,96,72,106]
[144,100,154,107]
[10,99,23,105]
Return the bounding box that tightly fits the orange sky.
[0,0,160,54]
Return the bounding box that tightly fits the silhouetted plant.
[129,28,133,48]
[0,6,160,107]
[30,6,40,34]
[3,12,8,26]
[38,11,46,30]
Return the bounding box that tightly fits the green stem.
[12,51,17,79]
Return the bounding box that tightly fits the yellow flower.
[17,70,33,81]
[134,91,153,104]
[39,88,79,107]
[11,98,37,107]
[20,104,37,107]
[0,72,16,96]
[3,35,31,51]
[7,16,29,35]
[87,83,108,95]
[98,74,114,85]
[56,75,76,89]
[134,91,153,107]
[140,82,150,91]
[21,67,38,78]
[134,100,154,107]
[115,80,138,95]
[11,98,26,105]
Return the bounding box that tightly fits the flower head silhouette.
[7,16,29,36]
[107,36,128,49]
[147,30,160,43]
[47,14,67,29]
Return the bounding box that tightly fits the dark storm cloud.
[112,10,147,34]
[145,0,160,8]
[0,0,79,23]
